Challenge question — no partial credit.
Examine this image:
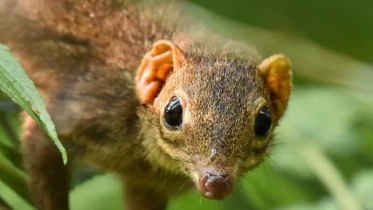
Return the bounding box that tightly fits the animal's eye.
[254,106,272,137]
[164,97,183,128]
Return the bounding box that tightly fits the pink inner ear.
[139,81,162,105]
[136,41,184,105]
[156,64,173,80]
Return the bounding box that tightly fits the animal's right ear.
[136,40,185,105]
[259,54,292,123]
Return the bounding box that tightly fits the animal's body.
[0,0,292,209]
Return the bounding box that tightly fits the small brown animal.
[0,0,292,209]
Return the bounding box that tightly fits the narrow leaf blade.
[0,43,67,164]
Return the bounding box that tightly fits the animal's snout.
[199,172,233,200]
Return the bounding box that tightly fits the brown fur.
[0,0,292,209]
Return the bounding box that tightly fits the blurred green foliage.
[0,0,372,210]
[190,0,373,64]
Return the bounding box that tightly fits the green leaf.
[275,198,339,210]
[240,162,314,209]
[0,155,32,206]
[0,43,67,164]
[0,179,34,210]
[351,170,373,209]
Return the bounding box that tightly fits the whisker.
[239,175,255,189]
[270,151,301,156]
[171,143,198,165]
[268,140,289,147]
[158,177,170,190]
[249,168,267,177]
[266,156,280,172]
[263,161,272,179]
[219,200,224,210]
[179,180,189,192]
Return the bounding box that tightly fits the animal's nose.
[199,172,233,200]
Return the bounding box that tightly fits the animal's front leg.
[22,116,71,210]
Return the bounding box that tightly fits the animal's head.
[136,40,292,200]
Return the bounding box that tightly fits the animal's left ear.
[259,54,292,123]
